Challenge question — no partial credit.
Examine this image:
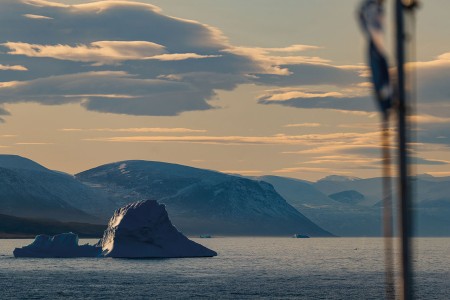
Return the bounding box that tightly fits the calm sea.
[0,238,449,299]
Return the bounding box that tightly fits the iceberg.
[13,232,101,258]
[98,200,217,258]
[13,200,217,259]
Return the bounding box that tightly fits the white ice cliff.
[98,200,217,258]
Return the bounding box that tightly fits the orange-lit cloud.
[23,14,53,19]
[0,64,28,71]
[284,123,322,128]
[273,166,351,174]
[15,142,53,145]
[84,132,380,146]
[61,127,207,133]
[4,41,166,64]
[4,40,221,64]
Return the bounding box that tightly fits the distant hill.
[315,176,387,206]
[2,155,448,237]
[0,155,115,223]
[313,174,450,236]
[257,176,381,237]
[329,190,365,205]
[76,161,333,237]
[0,213,105,238]
[0,155,51,173]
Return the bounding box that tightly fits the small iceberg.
[13,232,101,258]
[293,234,310,238]
[99,200,217,258]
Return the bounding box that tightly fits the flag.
[359,0,392,115]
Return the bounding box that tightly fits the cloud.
[86,135,291,145]
[0,0,233,116]
[416,123,450,146]
[411,157,450,165]
[3,41,220,64]
[0,82,21,88]
[191,159,206,162]
[85,132,380,146]
[224,45,331,76]
[303,155,380,165]
[258,44,321,53]
[426,171,450,176]
[146,53,221,61]
[257,86,375,112]
[410,114,450,124]
[252,64,364,86]
[259,94,374,112]
[255,52,450,114]
[284,123,321,128]
[281,134,449,169]
[338,122,378,129]
[61,127,207,133]
[265,90,345,101]
[300,154,448,167]
[284,144,385,156]
[0,0,364,118]
[0,64,28,71]
[15,142,53,145]
[23,0,67,8]
[273,166,351,174]
[0,71,215,115]
[23,13,52,19]
[0,106,10,123]
[3,41,167,64]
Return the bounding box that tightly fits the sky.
[0,0,449,180]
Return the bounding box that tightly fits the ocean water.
[0,237,449,299]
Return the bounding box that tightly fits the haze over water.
[1,237,449,299]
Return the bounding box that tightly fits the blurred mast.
[357,2,396,295]
[381,114,395,299]
[395,0,418,299]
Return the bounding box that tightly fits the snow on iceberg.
[98,200,217,258]
[13,232,101,258]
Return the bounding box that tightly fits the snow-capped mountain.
[1,155,448,236]
[318,175,362,182]
[0,155,114,223]
[76,161,332,236]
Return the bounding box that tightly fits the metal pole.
[395,0,413,299]
[381,114,395,299]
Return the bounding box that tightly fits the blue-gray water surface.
[0,238,449,299]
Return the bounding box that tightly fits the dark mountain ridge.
[76,160,333,236]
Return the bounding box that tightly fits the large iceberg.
[14,200,217,258]
[98,200,217,258]
[13,232,101,258]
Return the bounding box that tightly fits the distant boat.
[293,234,310,238]
[200,234,212,238]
